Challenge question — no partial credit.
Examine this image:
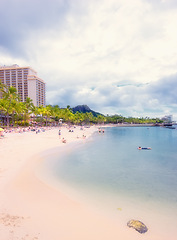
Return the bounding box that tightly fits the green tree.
[83,112,94,125]
[0,80,7,95]
[0,98,7,125]
[43,105,52,126]
[24,97,35,113]
[73,111,84,125]
[2,86,20,127]
[96,114,106,124]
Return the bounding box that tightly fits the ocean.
[40,126,177,238]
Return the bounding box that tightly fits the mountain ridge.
[72,105,102,117]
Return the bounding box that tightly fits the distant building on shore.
[161,115,172,123]
[0,64,46,107]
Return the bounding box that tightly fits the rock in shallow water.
[127,219,148,234]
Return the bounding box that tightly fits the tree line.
[0,82,163,127]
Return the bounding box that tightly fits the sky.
[1,0,177,120]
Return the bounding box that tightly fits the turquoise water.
[44,126,177,211]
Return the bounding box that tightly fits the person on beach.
[0,131,4,138]
[62,137,66,143]
[58,129,61,138]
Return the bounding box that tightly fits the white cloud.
[1,0,177,119]
[23,0,177,84]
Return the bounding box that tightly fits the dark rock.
[127,219,148,234]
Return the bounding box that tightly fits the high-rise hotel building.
[0,64,46,107]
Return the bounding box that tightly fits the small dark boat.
[163,123,173,127]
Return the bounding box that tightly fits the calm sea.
[41,126,177,222]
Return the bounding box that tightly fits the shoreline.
[0,126,98,239]
[0,125,176,239]
[0,125,127,240]
[38,126,177,240]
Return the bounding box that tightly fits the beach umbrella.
[0,128,4,131]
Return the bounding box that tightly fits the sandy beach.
[0,125,175,240]
[0,125,123,240]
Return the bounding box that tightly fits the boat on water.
[163,122,173,127]
[165,126,176,129]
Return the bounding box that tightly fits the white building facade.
[0,64,46,107]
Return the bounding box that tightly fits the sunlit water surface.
[40,126,177,229]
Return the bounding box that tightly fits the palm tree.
[10,99,20,126]
[50,105,61,124]
[0,98,7,126]
[25,97,35,113]
[22,97,35,124]
[16,102,28,125]
[96,114,106,124]
[42,105,52,126]
[0,80,7,100]
[34,106,43,125]
[83,112,94,125]
[61,107,75,124]
[2,86,20,127]
[35,105,52,126]
[73,111,84,125]
[3,87,19,127]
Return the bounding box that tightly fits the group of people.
[58,129,66,143]
[0,126,53,138]
[98,128,105,133]
[58,126,89,144]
